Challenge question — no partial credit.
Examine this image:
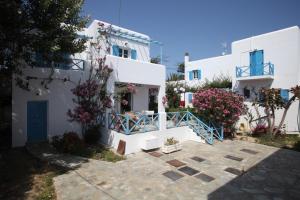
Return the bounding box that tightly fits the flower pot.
[162,143,182,154]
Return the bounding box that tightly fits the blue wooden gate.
[250,50,264,76]
[27,101,48,143]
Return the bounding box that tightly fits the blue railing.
[108,111,223,145]
[236,62,274,78]
[109,112,159,134]
[166,111,223,144]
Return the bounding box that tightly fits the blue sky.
[83,0,300,75]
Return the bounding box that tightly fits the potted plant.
[162,137,182,153]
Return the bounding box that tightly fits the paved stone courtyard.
[54,140,300,200]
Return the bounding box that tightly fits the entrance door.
[27,101,47,143]
[250,50,264,76]
[121,93,132,113]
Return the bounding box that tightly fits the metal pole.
[160,45,163,64]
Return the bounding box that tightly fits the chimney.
[184,52,189,65]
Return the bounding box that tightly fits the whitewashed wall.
[232,26,300,132]
[184,26,300,132]
[86,20,150,62]
[12,67,89,147]
[12,20,166,147]
[185,54,234,88]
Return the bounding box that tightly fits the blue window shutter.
[131,49,137,60]
[280,89,289,102]
[112,45,119,56]
[188,93,193,103]
[198,69,201,79]
[189,71,193,80]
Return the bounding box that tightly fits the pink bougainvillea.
[67,79,112,128]
[193,88,245,132]
[68,80,100,124]
[126,83,137,93]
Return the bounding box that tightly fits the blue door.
[250,50,264,76]
[27,101,47,143]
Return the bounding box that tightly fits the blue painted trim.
[189,71,193,80]
[188,93,193,103]
[27,101,48,143]
[112,45,119,56]
[198,69,201,79]
[131,49,137,60]
[280,89,289,102]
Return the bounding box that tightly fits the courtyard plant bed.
[237,134,300,152]
[162,138,182,153]
[0,148,65,200]
[51,132,125,162]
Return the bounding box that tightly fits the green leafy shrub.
[84,125,101,145]
[52,132,84,154]
[165,137,179,145]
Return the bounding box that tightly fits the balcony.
[105,55,165,86]
[236,62,274,81]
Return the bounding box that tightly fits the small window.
[123,49,128,58]
[114,46,130,59]
[243,88,250,98]
[193,70,199,79]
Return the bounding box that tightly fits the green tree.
[167,73,184,81]
[255,86,300,135]
[0,0,88,74]
[177,62,185,73]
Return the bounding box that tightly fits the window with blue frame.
[188,69,201,80]
[112,44,137,60]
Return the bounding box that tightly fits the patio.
[54,140,300,200]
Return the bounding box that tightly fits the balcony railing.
[108,112,159,134]
[236,62,274,78]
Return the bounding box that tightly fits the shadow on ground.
[208,148,300,200]
[0,147,70,200]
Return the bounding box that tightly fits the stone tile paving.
[195,173,215,182]
[240,148,259,155]
[191,156,205,162]
[224,155,244,162]
[224,167,243,176]
[178,166,199,176]
[163,171,184,181]
[166,159,186,167]
[54,140,300,200]
[148,151,163,157]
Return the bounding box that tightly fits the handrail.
[166,111,223,144]
[109,111,223,144]
[109,112,159,134]
[236,62,274,78]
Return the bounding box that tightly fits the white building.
[12,20,167,148]
[184,26,300,132]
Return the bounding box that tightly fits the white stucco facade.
[184,26,300,132]
[12,20,166,147]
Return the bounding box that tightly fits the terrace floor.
[54,140,300,200]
